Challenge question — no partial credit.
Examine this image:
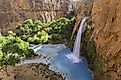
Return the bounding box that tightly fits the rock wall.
[92,0,121,80]
[0,0,74,32]
[74,0,121,80]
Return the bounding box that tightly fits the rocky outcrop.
[92,0,121,80]
[0,0,74,32]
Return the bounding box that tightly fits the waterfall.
[66,17,88,63]
[20,17,93,80]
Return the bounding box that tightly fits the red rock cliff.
[92,0,121,80]
[0,0,74,32]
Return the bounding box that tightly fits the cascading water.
[73,17,87,58]
[50,17,94,80]
[21,17,94,80]
[66,17,87,63]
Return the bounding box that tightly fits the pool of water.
[21,44,94,80]
[51,48,94,80]
[20,17,94,80]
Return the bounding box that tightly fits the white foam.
[66,53,82,63]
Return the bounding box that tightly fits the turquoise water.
[23,44,94,80]
[22,44,94,80]
[51,48,94,80]
[22,17,94,80]
[50,17,94,80]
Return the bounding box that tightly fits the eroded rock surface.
[92,0,121,80]
[0,63,64,80]
[74,0,121,80]
[0,0,74,32]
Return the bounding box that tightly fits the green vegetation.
[15,17,75,44]
[0,17,75,69]
[0,33,34,68]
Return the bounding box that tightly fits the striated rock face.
[92,0,121,80]
[0,0,74,32]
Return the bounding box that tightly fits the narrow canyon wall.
[0,0,74,32]
[74,0,121,80]
[92,0,121,80]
